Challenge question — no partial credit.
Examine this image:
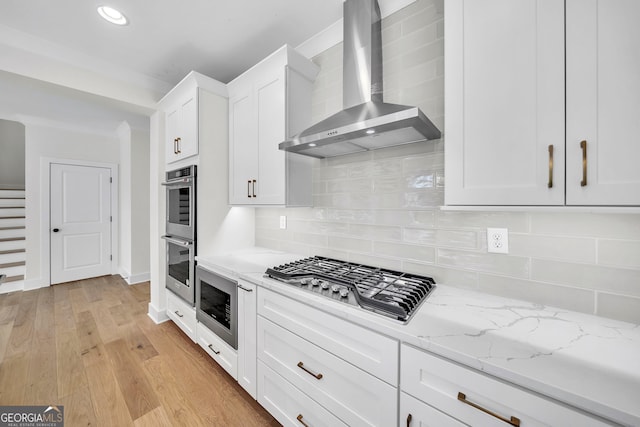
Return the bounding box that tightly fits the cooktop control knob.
[301,278,312,286]
[310,278,321,287]
[320,281,330,290]
[339,288,349,298]
[330,284,340,293]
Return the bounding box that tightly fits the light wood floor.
[0,275,280,427]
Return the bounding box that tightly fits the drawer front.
[258,316,397,427]
[400,392,466,427]
[166,291,196,342]
[401,344,612,427]
[196,322,238,380]
[258,361,348,427]
[257,287,398,385]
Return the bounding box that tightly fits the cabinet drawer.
[257,287,398,385]
[166,291,196,342]
[258,316,397,427]
[401,344,612,427]
[258,361,348,427]
[196,322,237,380]
[401,392,466,427]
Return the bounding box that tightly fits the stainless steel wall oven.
[196,266,238,349]
[162,165,196,305]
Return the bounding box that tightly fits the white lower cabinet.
[257,287,398,427]
[401,344,612,427]
[196,321,237,380]
[166,290,196,342]
[401,392,465,427]
[258,361,348,427]
[237,279,257,398]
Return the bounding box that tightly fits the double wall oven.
[162,165,196,305]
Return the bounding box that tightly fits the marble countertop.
[197,248,640,426]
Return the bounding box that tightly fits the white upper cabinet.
[445,0,640,207]
[566,0,640,206]
[445,0,565,206]
[228,45,319,206]
[159,71,227,167]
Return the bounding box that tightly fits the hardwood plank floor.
[0,275,280,427]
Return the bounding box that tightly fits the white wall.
[0,119,25,189]
[255,0,640,325]
[24,123,120,286]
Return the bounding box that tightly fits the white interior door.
[50,163,112,284]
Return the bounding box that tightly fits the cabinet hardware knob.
[237,284,253,292]
[252,179,257,198]
[406,413,412,427]
[247,180,252,198]
[548,145,554,188]
[174,310,183,318]
[580,140,587,186]
[297,361,323,379]
[52,228,60,233]
[296,414,309,427]
[457,392,521,426]
[207,344,221,355]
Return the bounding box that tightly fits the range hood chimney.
[279,0,441,159]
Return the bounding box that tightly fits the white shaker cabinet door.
[566,0,640,206]
[445,0,565,206]
[228,90,258,204]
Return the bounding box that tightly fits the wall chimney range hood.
[279,0,441,159]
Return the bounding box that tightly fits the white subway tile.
[598,240,640,269]
[328,236,372,253]
[532,259,640,297]
[438,249,530,278]
[436,210,529,232]
[402,262,479,290]
[509,234,597,264]
[531,213,640,239]
[349,224,403,241]
[374,241,435,263]
[596,293,640,324]
[347,253,402,271]
[403,228,437,245]
[478,274,595,315]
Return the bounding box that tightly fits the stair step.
[0,200,25,208]
[0,264,26,278]
[0,239,25,252]
[0,251,25,264]
[0,190,25,199]
[0,228,25,239]
[0,217,25,228]
[0,208,25,217]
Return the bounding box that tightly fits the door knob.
[52,228,60,232]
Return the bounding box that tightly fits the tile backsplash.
[255,0,640,324]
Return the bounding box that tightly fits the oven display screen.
[199,280,231,330]
[167,187,191,226]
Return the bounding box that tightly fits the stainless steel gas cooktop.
[265,256,436,323]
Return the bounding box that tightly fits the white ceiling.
[0,0,412,133]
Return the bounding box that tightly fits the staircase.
[0,189,26,290]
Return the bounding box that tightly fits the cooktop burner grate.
[266,256,435,322]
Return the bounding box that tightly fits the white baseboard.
[24,278,47,291]
[125,272,150,285]
[148,302,170,324]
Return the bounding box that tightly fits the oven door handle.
[161,177,193,186]
[161,235,194,246]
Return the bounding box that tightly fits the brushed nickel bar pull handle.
[247,180,252,198]
[297,361,323,379]
[296,414,309,427]
[252,179,257,198]
[173,138,178,154]
[174,310,183,318]
[580,140,587,187]
[457,392,521,426]
[548,144,554,188]
[207,344,220,355]
[176,137,182,154]
[237,284,253,292]
[406,413,413,427]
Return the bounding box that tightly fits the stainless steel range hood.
[279,0,441,159]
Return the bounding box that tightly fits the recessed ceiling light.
[366,129,375,134]
[97,6,128,26]
[308,143,317,147]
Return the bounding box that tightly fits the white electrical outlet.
[279,215,287,229]
[487,228,509,254]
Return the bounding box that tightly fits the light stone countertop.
[196,248,640,427]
